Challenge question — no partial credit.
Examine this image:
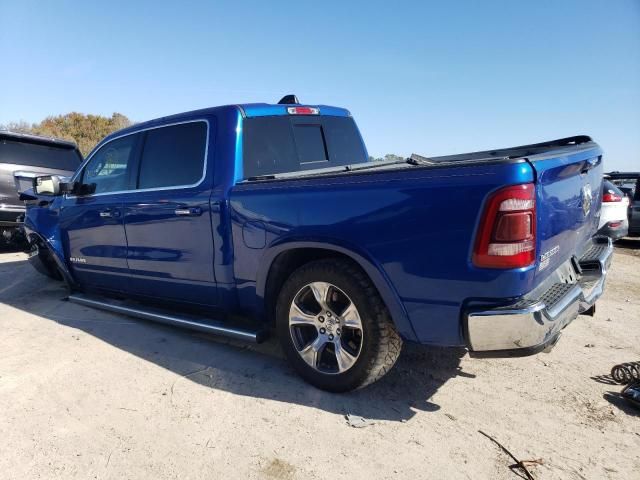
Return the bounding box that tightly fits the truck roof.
[239,103,350,118]
[0,130,78,150]
[99,103,351,145]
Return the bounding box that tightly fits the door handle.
[174,207,202,217]
[99,209,121,218]
[581,157,599,174]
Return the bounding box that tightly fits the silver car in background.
[606,172,640,238]
[0,131,82,247]
[598,179,630,240]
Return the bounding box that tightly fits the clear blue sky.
[1,0,638,170]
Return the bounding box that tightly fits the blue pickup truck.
[24,97,613,391]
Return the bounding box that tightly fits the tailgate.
[529,142,603,280]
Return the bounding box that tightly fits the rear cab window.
[242,115,368,178]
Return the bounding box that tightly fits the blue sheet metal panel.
[229,160,535,345]
[530,146,604,285]
[209,106,245,289]
[242,103,351,118]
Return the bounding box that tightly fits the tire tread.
[277,258,402,391]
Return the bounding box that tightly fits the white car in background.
[598,179,629,241]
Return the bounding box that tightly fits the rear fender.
[256,240,418,342]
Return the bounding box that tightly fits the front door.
[60,132,141,291]
[121,120,218,306]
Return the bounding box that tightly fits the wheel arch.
[257,241,417,341]
[27,231,76,288]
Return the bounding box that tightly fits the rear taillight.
[473,183,536,269]
[602,192,622,202]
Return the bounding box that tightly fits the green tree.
[369,154,405,162]
[383,154,404,162]
[1,112,132,157]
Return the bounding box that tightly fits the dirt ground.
[0,241,639,480]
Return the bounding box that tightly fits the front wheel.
[276,259,402,392]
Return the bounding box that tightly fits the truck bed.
[409,135,595,166]
[242,135,597,182]
[231,136,603,346]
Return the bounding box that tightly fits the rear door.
[59,133,141,291]
[120,120,218,306]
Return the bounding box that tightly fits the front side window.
[81,134,138,194]
[137,122,207,189]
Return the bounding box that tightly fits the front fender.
[27,231,76,288]
[24,202,76,288]
[255,239,418,342]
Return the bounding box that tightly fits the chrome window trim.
[67,119,210,198]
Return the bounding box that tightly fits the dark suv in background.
[0,131,82,246]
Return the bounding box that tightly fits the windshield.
[243,115,368,178]
[0,139,82,171]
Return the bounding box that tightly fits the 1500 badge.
[538,245,560,271]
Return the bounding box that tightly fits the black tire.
[276,258,402,392]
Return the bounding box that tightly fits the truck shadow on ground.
[2,258,473,422]
[614,238,640,256]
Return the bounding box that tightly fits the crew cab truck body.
[24,100,612,391]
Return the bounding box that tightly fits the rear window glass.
[603,180,623,197]
[138,122,207,189]
[243,115,367,178]
[610,178,640,200]
[0,139,81,171]
[294,125,328,165]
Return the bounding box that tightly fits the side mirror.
[33,175,62,196]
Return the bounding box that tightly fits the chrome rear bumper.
[466,237,613,356]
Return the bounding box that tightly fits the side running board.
[67,293,268,343]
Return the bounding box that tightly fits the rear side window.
[0,139,81,171]
[243,115,368,178]
[138,122,207,189]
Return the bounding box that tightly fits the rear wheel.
[276,259,402,392]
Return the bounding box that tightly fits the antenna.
[278,94,300,105]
